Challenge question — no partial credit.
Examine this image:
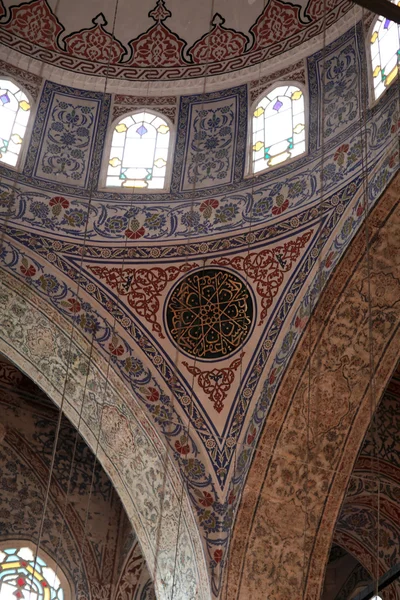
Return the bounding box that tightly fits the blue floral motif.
[144,213,167,231]
[214,202,239,223]
[322,42,360,141]
[62,208,88,228]
[104,215,128,233]
[187,104,235,186]
[30,201,49,219]
[181,211,200,228]
[41,99,95,182]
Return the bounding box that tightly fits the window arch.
[0,79,31,167]
[251,84,306,174]
[0,542,70,600]
[370,12,400,100]
[106,111,171,189]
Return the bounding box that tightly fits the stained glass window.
[107,111,170,189]
[252,85,306,174]
[0,79,31,167]
[370,6,400,100]
[0,545,65,600]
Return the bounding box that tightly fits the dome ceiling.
[0,0,352,82]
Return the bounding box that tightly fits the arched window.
[252,84,306,174]
[0,79,31,167]
[0,543,69,600]
[370,13,400,100]
[107,111,171,189]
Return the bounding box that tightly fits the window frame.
[246,80,308,178]
[0,77,34,171]
[100,107,175,194]
[367,12,400,106]
[0,539,72,600]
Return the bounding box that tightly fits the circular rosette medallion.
[166,268,254,360]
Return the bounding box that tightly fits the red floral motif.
[49,195,69,217]
[214,549,223,564]
[389,152,398,168]
[334,143,349,165]
[247,426,256,445]
[228,490,235,505]
[197,490,214,507]
[250,0,305,50]
[213,230,313,325]
[49,196,69,209]
[295,315,306,329]
[20,258,36,277]
[125,226,146,240]
[175,436,190,455]
[89,262,197,338]
[188,14,247,63]
[109,337,124,356]
[199,198,219,219]
[4,0,64,51]
[128,0,186,67]
[325,251,335,268]
[391,119,400,133]
[183,353,244,413]
[64,298,81,313]
[272,197,289,215]
[269,368,276,384]
[143,387,160,402]
[64,14,126,63]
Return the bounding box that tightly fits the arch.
[0,268,210,600]
[250,82,306,175]
[370,12,400,101]
[0,78,32,167]
[105,110,173,190]
[223,172,400,599]
[0,540,71,600]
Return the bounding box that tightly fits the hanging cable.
[26,0,122,592]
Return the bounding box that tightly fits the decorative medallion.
[166,268,254,360]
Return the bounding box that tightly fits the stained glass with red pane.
[0,546,64,600]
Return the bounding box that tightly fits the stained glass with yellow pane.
[0,546,64,600]
[107,111,170,189]
[370,4,400,101]
[0,79,31,167]
[252,85,305,174]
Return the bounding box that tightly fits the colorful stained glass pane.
[373,65,381,77]
[108,112,170,189]
[136,125,148,136]
[254,106,264,118]
[115,123,127,133]
[109,157,121,167]
[252,85,305,174]
[253,141,264,152]
[370,12,400,100]
[0,80,30,166]
[157,124,169,134]
[291,90,303,100]
[123,179,148,188]
[386,64,398,85]
[11,133,22,145]
[293,123,305,134]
